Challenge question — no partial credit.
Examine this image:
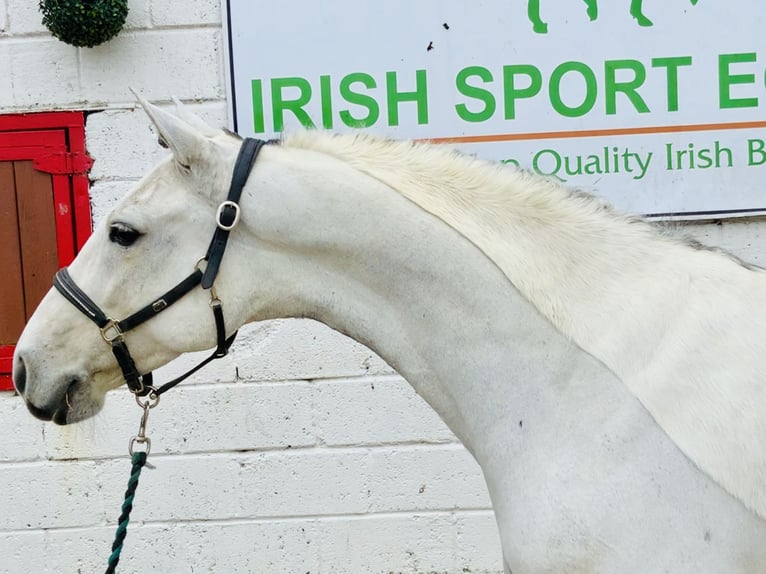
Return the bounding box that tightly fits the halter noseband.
[53,138,268,397]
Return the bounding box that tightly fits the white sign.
[223,0,766,218]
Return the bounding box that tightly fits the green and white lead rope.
[105,392,157,573]
[105,451,148,574]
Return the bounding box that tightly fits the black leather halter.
[53,138,268,397]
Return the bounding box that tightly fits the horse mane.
[281,132,756,309]
[282,130,745,255]
[284,130,642,231]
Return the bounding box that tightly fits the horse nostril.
[13,355,26,395]
[25,400,54,422]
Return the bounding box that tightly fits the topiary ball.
[39,0,129,48]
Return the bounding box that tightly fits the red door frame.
[0,112,92,390]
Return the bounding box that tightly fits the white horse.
[13,97,766,573]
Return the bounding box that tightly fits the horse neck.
[279,133,682,375]
[231,144,766,542]
[282,136,749,382]
[286,140,766,519]
[237,146,594,455]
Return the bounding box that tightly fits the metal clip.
[129,389,159,457]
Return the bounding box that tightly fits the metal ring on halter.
[216,200,241,231]
[100,319,124,343]
[135,389,160,409]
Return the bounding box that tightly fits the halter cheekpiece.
[53,138,268,398]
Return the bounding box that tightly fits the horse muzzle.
[13,351,87,425]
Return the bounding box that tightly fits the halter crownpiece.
[53,137,268,397]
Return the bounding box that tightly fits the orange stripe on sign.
[421,120,766,145]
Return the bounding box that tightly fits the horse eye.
[108,223,142,247]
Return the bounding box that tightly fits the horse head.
[13,97,262,423]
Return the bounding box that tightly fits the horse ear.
[132,90,205,168]
[171,97,220,137]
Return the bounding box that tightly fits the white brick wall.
[2,2,766,573]
[0,1,505,572]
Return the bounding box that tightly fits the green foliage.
[39,0,129,48]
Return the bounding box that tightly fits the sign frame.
[221,1,766,220]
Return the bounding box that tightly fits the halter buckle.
[100,319,124,343]
[216,200,241,231]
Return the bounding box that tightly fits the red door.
[0,113,92,390]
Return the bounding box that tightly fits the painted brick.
[362,446,490,513]
[681,217,766,264]
[86,107,171,180]
[79,29,223,103]
[315,376,456,446]
[8,38,80,108]
[0,521,316,574]
[313,513,458,573]
[36,375,452,463]
[0,458,118,530]
[0,445,488,531]
[88,180,135,224]
[152,343,239,386]
[138,446,489,521]
[125,520,319,573]
[43,381,318,461]
[0,1,6,33]
[6,0,46,35]
[232,318,394,382]
[0,513,504,573]
[0,393,45,462]
[456,513,507,573]
[123,0,152,30]
[312,512,503,573]
[150,0,222,27]
[138,451,369,522]
[33,376,454,462]
[0,43,13,108]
